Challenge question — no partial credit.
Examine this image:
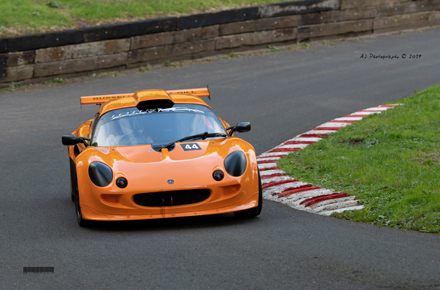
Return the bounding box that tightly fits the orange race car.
[62,88,262,227]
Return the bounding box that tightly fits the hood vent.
[136,99,174,110]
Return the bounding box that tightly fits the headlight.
[224,151,247,177]
[89,162,113,187]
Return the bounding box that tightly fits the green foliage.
[8,82,15,91]
[278,85,440,233]
[53,77,65,83]
[297,42,310,49]
[228,52,241,58]
[164,60,175,67]
[47,2,60,8]
[267,45,280,52]
[138,63,152,72]
[0,0,296,37]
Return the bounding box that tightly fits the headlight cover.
[224,151,247,177]
[89,162,113,187]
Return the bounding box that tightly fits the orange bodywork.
[80,88,211,105]
[66,88,260,221]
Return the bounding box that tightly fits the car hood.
[114,141,209,163]
[90,138,248,164]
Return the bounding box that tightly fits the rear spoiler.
[80,87,210,105]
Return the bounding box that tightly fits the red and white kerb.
[258,104,400,216]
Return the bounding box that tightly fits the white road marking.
[258,162,278,169]
[281,189,334,204]
[302,130,337,135]
[316,122,350,128]
[286,137,322,142]
[320,205,364,216]
[257,156,282,162]
[350,111,379,115]
[333,117,363,121]
[260,169,285,176]
[278,144,310,149]
[363,107,388,111]
[310,196,356,210]
[259,151,290,157]
[263,181,309,197]
[312,197,357,212]
[261,176,295,184]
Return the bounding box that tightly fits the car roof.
[97,89,211,116]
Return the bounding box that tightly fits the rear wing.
[80,87,210,105]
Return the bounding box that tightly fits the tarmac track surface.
[1,29,440,289]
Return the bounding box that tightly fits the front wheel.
[71,179,78,202]
[74,188,92,227]
[234,171,262,219]
[69,158,77,202]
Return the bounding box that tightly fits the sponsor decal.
[110,107,205,120]
[181,143,201,151]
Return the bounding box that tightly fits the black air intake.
[133,189,210,207]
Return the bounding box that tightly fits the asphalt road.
[1,28,440,289]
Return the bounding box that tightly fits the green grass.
[278,85,440,233]
[0,0,291,37]
[267,45,281,52]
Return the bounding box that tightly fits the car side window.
[90,113,100,145]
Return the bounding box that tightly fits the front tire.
[234,171,262,219]
[74,187,92,227]
[69,158,77,202]
[71,180,77,202]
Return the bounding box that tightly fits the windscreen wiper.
[153,132,227,151]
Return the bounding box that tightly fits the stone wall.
[1,0,439,85]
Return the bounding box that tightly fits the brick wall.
[1,0,439,85]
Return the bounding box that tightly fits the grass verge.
[0,0,292,37]
[278,85,440,233]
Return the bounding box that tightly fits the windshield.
[91,104,226,146]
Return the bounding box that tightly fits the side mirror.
[62,135,81,145]
[62,135,90,146]
[227,122,251,136]
[235,122,251,133]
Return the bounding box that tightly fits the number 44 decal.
[180,143,201,151]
